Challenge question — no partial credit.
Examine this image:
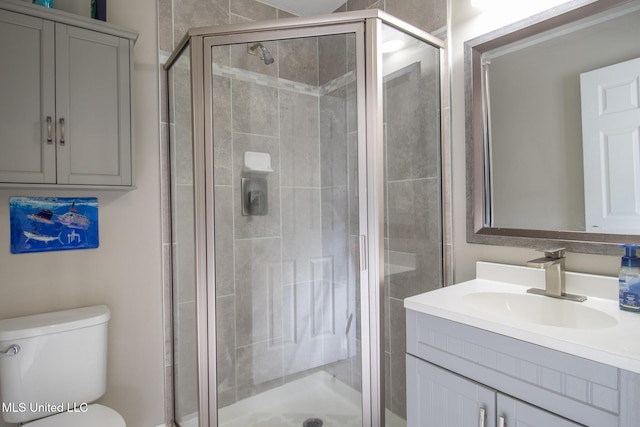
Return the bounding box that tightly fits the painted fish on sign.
[9,197,99,254]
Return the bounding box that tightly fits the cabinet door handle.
[59,118,65,146]
[498,415,505,427]
[46,116,53,144]
[479,407,486,427]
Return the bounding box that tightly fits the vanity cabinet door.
[407,354,585,427]
[55,23,132,186]
[407,355,496,427]
[0,9,56,183]
[498,394,584,427]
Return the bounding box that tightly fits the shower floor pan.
[178,371,404,427]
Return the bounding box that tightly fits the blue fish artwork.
[10,197,99,254]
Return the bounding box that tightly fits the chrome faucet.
[526,248,586,302]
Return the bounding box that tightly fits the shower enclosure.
[165,10,444,427]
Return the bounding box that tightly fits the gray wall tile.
[319,34,347,85]
[386,0,445,33]
[321,186,350,287]
[158,0,173,52]
[214,185,235,296]
[387,178,442,299]
[320,87,348,187]
[279,91,320,187]
[174,300,198,417]
[236,340,284,399]
[384,61,439,181]
[232,80,280,137]
[281,188,322,285]
[212,76,233,186]
[279,37,319,86]
[173,0,228,48]
[216,295,237,400]
[175,184,195,304]
[234,237,283,347]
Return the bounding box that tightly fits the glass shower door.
[168,46,201,427]
[205,27,367,427]
[380,23,442,425]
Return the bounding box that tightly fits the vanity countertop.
[404,262,640,374]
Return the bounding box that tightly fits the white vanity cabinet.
[0,1,137,188]
[406,310,640,427]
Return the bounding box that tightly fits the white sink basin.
[463,291,618,329]
[404,262,640,374]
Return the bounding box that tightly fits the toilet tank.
[0,305,111,424]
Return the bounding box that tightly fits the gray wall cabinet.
[406,309,640,426]
[0,1,137,189]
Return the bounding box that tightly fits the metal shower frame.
[164,9,445,427]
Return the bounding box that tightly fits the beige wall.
[450,0,621,282]
[0,0,627,426]
[0,1,164,426]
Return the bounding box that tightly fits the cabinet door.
[498,394,584,427]
[407,355,496,427]
[55,23,132,185]
[0,9,56,183]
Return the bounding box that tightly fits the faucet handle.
[540,248,566,259]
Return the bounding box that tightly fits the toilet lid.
[25,404,125,427]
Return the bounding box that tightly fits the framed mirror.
[465,0,640,254]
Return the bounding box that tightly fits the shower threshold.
[177,371,405,427]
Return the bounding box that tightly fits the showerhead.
[260,45,275,65]
[249,43,275,65]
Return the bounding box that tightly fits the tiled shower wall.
[209,36,359,409]
[383,51,443,417]
[159,0,448,424]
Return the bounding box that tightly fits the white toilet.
[0,305,125,426]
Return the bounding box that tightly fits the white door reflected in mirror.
[581,57,640,234]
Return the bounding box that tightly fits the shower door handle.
[359,235,367,271]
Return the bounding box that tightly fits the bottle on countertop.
[619,244,640,312]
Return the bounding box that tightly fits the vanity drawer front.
[406,310,619,427]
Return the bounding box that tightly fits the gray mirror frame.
[465,0,640,255]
